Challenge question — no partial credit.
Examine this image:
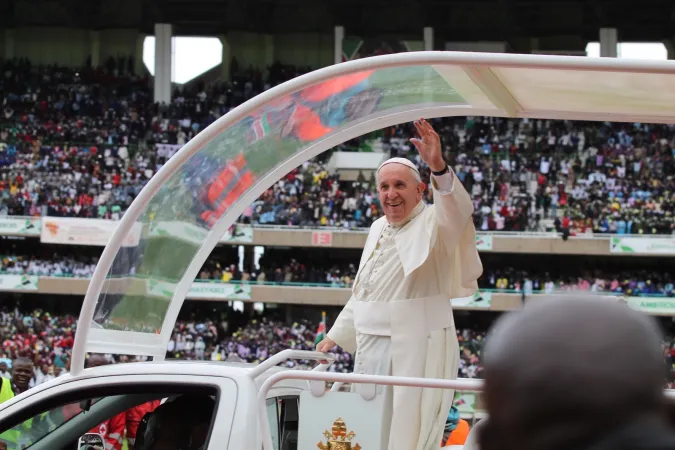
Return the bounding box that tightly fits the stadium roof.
[2,0,675,43]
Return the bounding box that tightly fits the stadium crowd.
[1,58,674,235]
[5,307,675,393]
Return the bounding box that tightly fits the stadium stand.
[3,57,673,234]
[1,34,675,431]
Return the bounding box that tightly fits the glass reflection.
[93,65,466,333]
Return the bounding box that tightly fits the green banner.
[453,392,478,413]
[625,297,675,315]
[0,274,39,291]
[452,292,492,309]
[0,217,41,236]
[475,235,493,251]
[610,237,675,255]
[189,282,252,300]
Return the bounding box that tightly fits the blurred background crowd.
[4,306,675,394]
[2,59,674,234]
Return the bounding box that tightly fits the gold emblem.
[317,418,361,450]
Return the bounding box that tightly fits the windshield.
[0,398,101,449]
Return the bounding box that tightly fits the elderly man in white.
[316,118,483,450]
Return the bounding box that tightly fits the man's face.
[12,362,33,389]
[0,362,7,373]
[377,164,424,224]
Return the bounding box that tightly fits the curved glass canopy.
[71,52,675,373]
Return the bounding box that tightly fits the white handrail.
[254,371,675,450]
[248,349,336,379]
[257,371,483,450]
[330,381,345,392]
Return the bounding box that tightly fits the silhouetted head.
[480,295,670,450]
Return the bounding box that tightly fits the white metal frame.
[251,351,675,450]
[71,51,675,374]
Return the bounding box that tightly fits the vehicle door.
[0,374,237,450]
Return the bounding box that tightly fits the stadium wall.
[7,278,674,317]
[4,27,142,69]
[226,31,333,72]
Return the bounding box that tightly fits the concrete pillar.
[334,26,344,65]
[424,27,434,51]
[154,23,173,105]
[4,29,14,59]
[90,31,101,68]
[599,27,618,57]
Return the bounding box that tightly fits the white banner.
[610,237,675,255]
[41,218,141,247]
[148,221,253,245]
[475,235,493,251]
[189,282,252,300]
[625,297,675,315]
[147,279,252,300]
[0,217,41,236]
[452,292,492,309]
[0,274,39,291]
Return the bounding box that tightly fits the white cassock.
[326,168,483,450]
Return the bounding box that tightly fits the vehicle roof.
[71,51,675,374]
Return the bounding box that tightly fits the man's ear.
[418,182,427,195]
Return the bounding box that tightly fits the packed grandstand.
[1,36,675,421]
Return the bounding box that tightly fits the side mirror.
[78,433,105,450]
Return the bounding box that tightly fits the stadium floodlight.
[70,51,675,374]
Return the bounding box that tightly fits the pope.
[316,118,483,450]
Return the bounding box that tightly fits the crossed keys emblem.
[317,417,362,450]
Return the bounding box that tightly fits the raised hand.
[409,118,446,172]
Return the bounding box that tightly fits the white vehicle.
[2,51,675,450]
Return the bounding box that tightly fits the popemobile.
[2,50,675,450]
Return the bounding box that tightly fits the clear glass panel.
[0,398,102,448]
[93,65,466,334]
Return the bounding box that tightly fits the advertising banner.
[41,218,141,247]
[0,217,41,236]
[148,221,253,245]
[475,235,493,251]
[222,224,253,244]
[625,297,675,315]
[311,231,333,247]
[147,279,252,301]
[0,274,39,291]
[453,392,478,413]
[610,237,675,255]
[189,282,252,300]
[452,292,492,309]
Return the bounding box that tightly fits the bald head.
[481,295,667,450]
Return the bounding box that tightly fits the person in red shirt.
[85,355,127,450]
[126,400,161,447]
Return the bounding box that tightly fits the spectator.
[10,357,33,396]
[478,295,675,450]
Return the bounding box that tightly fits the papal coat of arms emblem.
[317,417,361,450]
